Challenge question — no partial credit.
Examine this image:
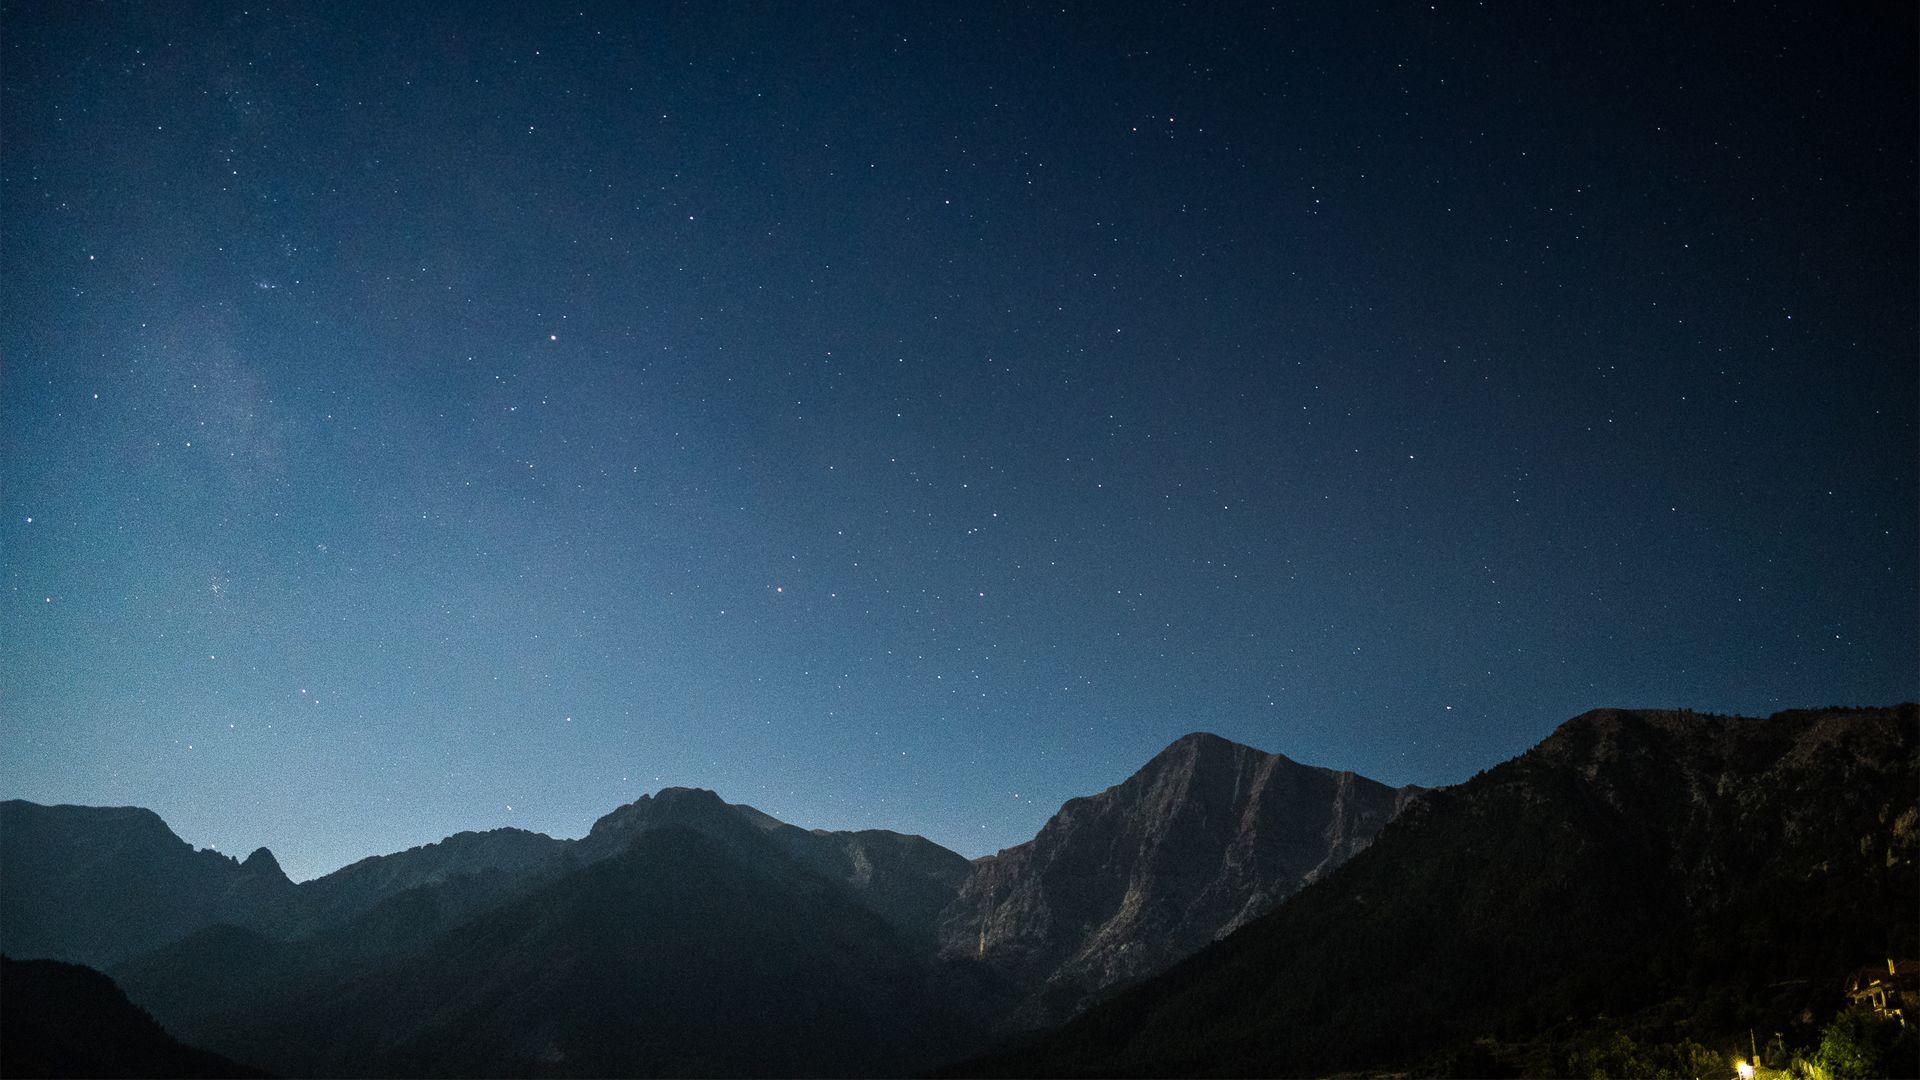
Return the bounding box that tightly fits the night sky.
[3,1,1914,881]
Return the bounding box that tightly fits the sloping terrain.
[0,802,299,968]
[0,956,268,1079]
[177,823,1010,1078]
[950,706,1919,1076]
[939,731,1419,1022]
[3,786,970,969]
[6,734,1434,1075]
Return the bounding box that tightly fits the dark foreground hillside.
[0,956,268,1078]
[950,706,1919,1077]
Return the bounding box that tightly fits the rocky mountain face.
[939,731,1422,1023]
[953,706,1920,1078]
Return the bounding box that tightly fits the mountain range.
[2,728,1417,1076]
[3,705,1912,1077]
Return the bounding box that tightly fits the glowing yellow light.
[1735,1061,1755,1080]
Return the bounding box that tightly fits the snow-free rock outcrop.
[938,731,1421,1023]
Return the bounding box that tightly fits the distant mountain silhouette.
[948,706,1920,1077]
[148,823,1010,1078]
[112,863,560,1038]
[3,736,1427,1075]
[939,731,1421,1023]
[0,956,267,1078]
[0,802,298,968]
[2,784,975,976]
[580,786,972,941]
[295,826,571,932]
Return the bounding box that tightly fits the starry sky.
[3,1,1914,880]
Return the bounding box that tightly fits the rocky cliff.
[938,731,1420,1023]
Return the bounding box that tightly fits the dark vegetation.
[0,956,268,1078]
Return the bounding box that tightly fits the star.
[1,0,1907,897]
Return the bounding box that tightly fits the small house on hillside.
[1846,958,1920,1023]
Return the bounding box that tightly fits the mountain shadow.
[0,955,269,1079]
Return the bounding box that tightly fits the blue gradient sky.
[4,1,1914,879]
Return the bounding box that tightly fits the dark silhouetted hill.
[0,955,268,1078]
[946,705,1919,1077]
[0,802,297,968]
[580,786,973,941]
[294,826,570,932]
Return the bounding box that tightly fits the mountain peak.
[1166,730,1236,751]
[1530,707,1760,771]
[1151,730,1250,763]
[1145,730,1300,775]
[238,847,286,880]
[580,787,758,861]
[940,726,1415,1022]
[651,786,725,805]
